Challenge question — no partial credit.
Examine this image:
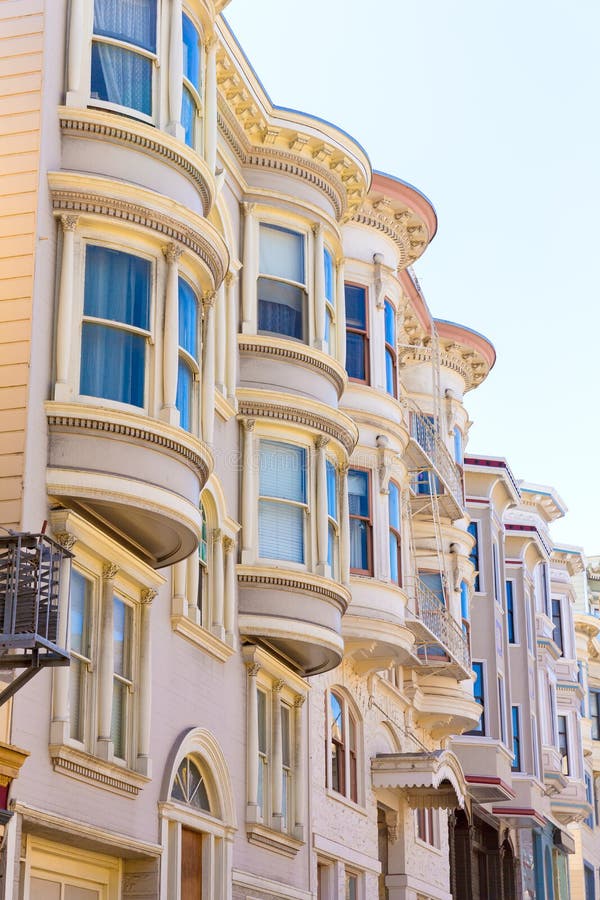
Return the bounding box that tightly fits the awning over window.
[371,750,468,810]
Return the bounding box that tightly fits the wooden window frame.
[344,282,370,385]
[384,298,397,398]
[388,480,402,586]
[327,690,359,804]
[348,467,373,576]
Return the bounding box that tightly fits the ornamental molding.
[49,180,227,287]
[397,340,489,391]
[237,399,357,455]
[47,409,211,483]
[59,107,214,213]
[50,744,150,798]
[238,336,346,398]
[237,569,350,612]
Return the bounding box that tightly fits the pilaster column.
[172,558,188,617]
[225,271,238,403]
[66,0,86,106]
[215,281,226,395]
[97,562,118,759]
[211,529,225,641]
[204,33,218,173]
[167,0,183,138]
[339,462,351,586]
[54,215,78,402]
[187,550,200,625]
[312,223,326,351]
[136,588,155,777]
[223,536,236,644]
[241,418,256,564]
[336,257,346,367]
[294,695,306,841]
[271,680,284,830]
[50,533,76,742]
[201,291,216,444]
[241,203,257,334]
[246,662,261,822]
[162,243,184,424]
[315,435,330,575]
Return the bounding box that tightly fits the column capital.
[60,214,79,233]
[338,461,350,475]
[246,662,261,678]
[102,562,119,580]
[315,434,330,451]
[336,255,346,268]
[223,535,235,553]
[54,531,77,551]
[293,694,306,708]
[202,290,216,310]
[272,679,285,694]
[242,201,256,218]
[141,588,157,605]
[212,528,223,545]
[311,222,323,237]
[162,242,184,265]
[242,417,256,433]
[225,270,238,287]
[203,31,218,52]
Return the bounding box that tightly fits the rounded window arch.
[171,756,211,812]
[326,688,361,804]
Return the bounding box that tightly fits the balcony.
[551,776,592,825]
[237,566,349,676]
[450,737,516,803]
[343,580,419,674]
[404,577,471,680]
[46,402,212,568]
[405,405,464,520]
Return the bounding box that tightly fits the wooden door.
[181,827,203,900]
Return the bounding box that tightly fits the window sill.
[325,788,367,816]
[49,743,150,798]
[246,821,304,858]
[171,613,235,662]
[415,836,442,855]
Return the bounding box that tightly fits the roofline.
[373,169,438,240]
[434,319,497,371]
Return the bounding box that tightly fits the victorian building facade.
[0,1,590,899]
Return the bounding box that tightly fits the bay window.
[80,245,151,408]
[258,225,306,341]
[91,0,157,118]
[467,521,480,592]
[466,661,485,736]
[384,299,396,396]
[259,441,307,563]
[326,459,338,574]
[388,481,401,585]
[324,247,335,353]
[345,284,369,381]
[348,469,372,574]
[176,277,200,432]
[182,12,202,148]
[111,597,133,760]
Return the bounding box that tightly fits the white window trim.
[326,688,362,808]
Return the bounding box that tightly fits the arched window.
[327,690,358,803]
[172,757,210,812]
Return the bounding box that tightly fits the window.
[259,441,307,563]
[388,481,401,585]
[345,872,359,900]
[257,688,268,815]
[525,591,534,653]
[467,521,480,592]
[551,597,564,654]
[91,0,157,118]
[384,300,396,396]
[511,706,521,772]
[176,277,199,432]
[467,662,485,736]
[585,772,595,828]
[416,807,436,846]
[324,248,335,354]
[460,580,470,640]
[506,580,516,643]
[492,542,500,604]
[498,676,506,744]
[558,715,569,775]
[197,501,208,622]
[328,690,358,803]
[326,459,339,575]
[453,425,463,465]
[345,284,369,382]
[258,225,306,341]
[80,246,151,408]
[348,469,372,574]
[584,863,596,900]
[111,597,133,760]
[182,12,201,148]
[419,571,445,605]
[590,690,600,740]
[69,570,92,743]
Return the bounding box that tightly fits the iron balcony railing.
[407,576,471,675]
[409,408,464,508]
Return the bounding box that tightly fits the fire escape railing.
[409,407,464,508]
[407,576,471,674]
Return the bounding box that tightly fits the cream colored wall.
[0,0,44,530]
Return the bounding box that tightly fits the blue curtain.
[178,278,198,358]
[81,324,146,406]
[182,85,196,147]
[324,248,334,303]
[84,246,150,328]
[258,278,304,340]
[346,332,365,380]
[176,359,193,432]
[182,13,200,89]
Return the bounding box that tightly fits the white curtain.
[93,0,155,113]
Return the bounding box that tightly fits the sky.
[225,0,600,553]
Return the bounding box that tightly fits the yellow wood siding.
[0,0,44,529]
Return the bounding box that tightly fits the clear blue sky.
[226,0,600,553]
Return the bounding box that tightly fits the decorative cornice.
[238,336,346,398]
[46,409,211,483]
[397,341,488,390]
[59,107,214,213]
[48,176,227,287]
[237,568,350,612]
[50,744,150,798]
[237,399,357,455]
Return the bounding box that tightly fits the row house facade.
[0,1,591,899]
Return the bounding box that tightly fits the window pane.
[84,246,150,329]
[281,705,291,767]
[344,284,366,329]
[346,331,366,380]
[349,518,368,571]
[324,307,332,353]
[328,521,336,570]
[384,300,395,346]
[389,482,400,530]
[80,323,146,407]
[259,501,304,563]
[389,532,400,584]
[385,348,395,395]
[330,693,343,740]
[70,570,91,656]
[420,572,444,605]
[69,657,84,741]
[259,441,306,503]
[94,0,157,51]
[182,13,200,89]
[91,43,153,115]
[111,678,127,758]
[326,461,337,520]
[199,503,207,563]
[461,581,469,621]
[259,225,304,283]
[178,279,198,357]
[454,426,463,464]
[348,470,369,517]
[181,85,197,147]
[258,278,305,340]
[113,598,131,678]
[324,248,334,303]
[176,359,193,432]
